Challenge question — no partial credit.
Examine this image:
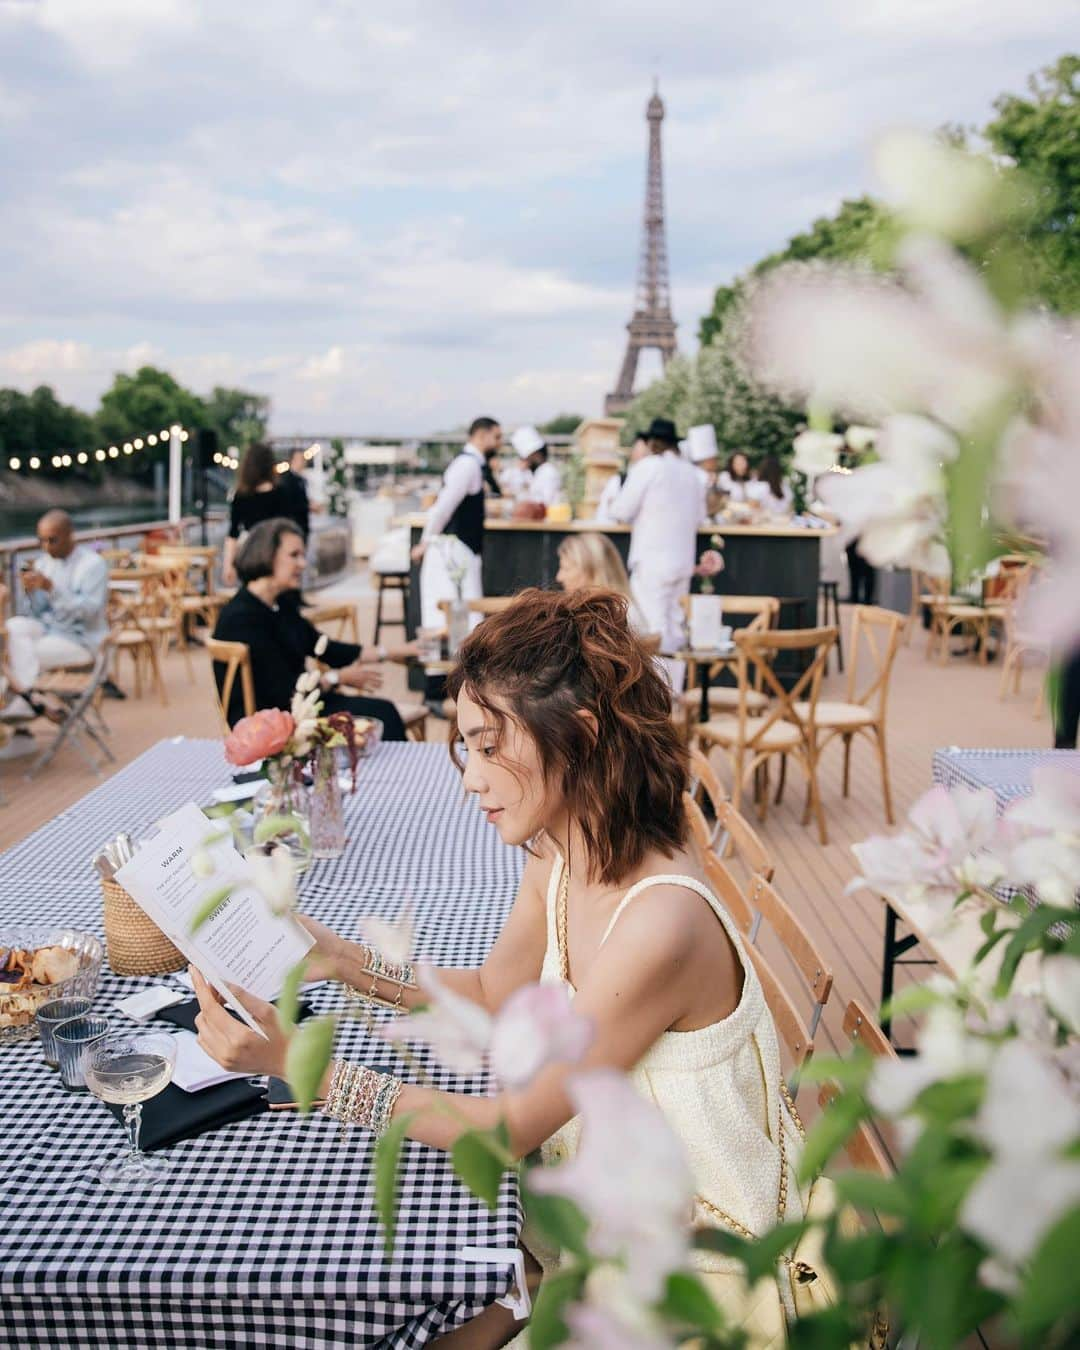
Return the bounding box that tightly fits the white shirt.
[716,471,752,503]
[746,478,794,513]
[595,472,624,524]
[529,459,562,508]
[421,443,485,545]
[611,451,707,577]
[25,543,108,649]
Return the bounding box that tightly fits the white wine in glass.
[85,1030,178,1191]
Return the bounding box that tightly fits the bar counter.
[401,514,835,644]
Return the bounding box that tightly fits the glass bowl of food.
[0,929,104,1046]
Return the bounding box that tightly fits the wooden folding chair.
[207,638,255,733]
[746,943,814,1094]
[700,847,755,935]
[746,873,834,1038]
[697,626,837,844]
[842,997,896,1061]
[795,605,903,824]
[818,1083,893,1177]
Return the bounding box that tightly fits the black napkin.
[100,997,315,1150]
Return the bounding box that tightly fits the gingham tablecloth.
[0,739,524,1349]
[932,747,1080,810]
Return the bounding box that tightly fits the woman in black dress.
[213,518,413,739]
[223,445,301,587]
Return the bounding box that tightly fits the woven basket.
[102,878,186,976]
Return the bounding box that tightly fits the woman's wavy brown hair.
[447,588,688,884]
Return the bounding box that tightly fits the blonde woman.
[555,533,650,635]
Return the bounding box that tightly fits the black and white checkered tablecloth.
[0,739,525,1349]
[932,747,1080,810]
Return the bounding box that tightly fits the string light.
[108,447,119,458]
[29,457,40,470]
[133,438,143,449]
[8,457,20,470]
[95,449,106,462]
[51,455,62,468]
[159,428,169,440]
[123,444,133,455]
[77,451,88,464]
[179,430,189,443]
[5,425,191,475]
[147,435,157,447]
[61,454,72,467]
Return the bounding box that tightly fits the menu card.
[116,802,313,1036]
[689,595,725,650]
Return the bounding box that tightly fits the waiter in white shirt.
[596,430,649,523]
[410,416,500,631]
[512,426,562,508]
[611,417,707,654]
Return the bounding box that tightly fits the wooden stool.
[818,580,844,672]
[373,570,409,645]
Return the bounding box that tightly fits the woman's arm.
[222,535,239,587]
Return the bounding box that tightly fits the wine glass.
[85,1030,178,1191]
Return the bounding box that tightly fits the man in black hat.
[610,416,707,654]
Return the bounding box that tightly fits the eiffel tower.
[605,84,678,417]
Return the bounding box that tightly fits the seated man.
[4,511,109,713]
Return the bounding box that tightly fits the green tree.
[0,385,97,476]
[96,366,207,478]
[983,52,1080,313]
[538,412,584,435]
[620,355,693,444]
[203,385,270,452]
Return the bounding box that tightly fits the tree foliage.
[0,386,97,465]
[203,385,271,452]
[538,412,586,435]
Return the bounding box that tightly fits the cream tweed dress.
[510,854,804,1349]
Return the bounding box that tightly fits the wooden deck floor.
[0,580,1051,1058]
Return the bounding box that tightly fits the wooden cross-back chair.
[687,749,774,882]
[795,605,903,825]
[994,563,1049,718]
[107,591,169,704]
[207,637,255,734]
[919,573,992,665]
[677,595,779,732]
[304,601,360,646]
[745,873,834,1038]
[697,626,837,844]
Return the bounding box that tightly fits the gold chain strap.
[556,862,571,984]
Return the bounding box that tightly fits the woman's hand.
[294,914,356,983]
[221,563,238,588]
[191,966,290,1078]
[336,662,384,693]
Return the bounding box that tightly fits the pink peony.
[224,709,295,766]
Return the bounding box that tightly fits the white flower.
[565,1267,675,1350]
[874,130,1010,244]
[1041,955,1080,1036]
[868,1001,991,1117]
[844,424,878,452]
[295,669,321,695]
[960,1040,1080,1267]
[359,907,415,968]
[381,965,492,1075]
[792,430,843,477]
[314,634,329,658]
[488,984,594,1090]
[380,975,592,1090]
[849,784,1002,914]
[246,844,298,916]
[1001,765,1080,907]
[529,1070,694,1301]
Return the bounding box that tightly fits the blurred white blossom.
[530,1070,694,1300]
[792,429,843,477]
[247,845,298,916]
[868,1001,992,1117]
[875,130,1010,243]
[1001,765,1080,907]
[359,907,415,968]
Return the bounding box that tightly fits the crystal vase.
[448,596,470,657]
[310,744,346,860]
[252,757,312,874]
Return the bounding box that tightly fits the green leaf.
[798,1091,865,1183]
[834,1172,912,1219]
[995,905,1080,996]
[527,1265,587,1350]
[1014,1204,1080,1341]
[823,1226,892,1284]
[695,1221,809,1286]
[882,981,947,1021]
[374,1110,414,1255]
[914,1075,985,1129]
[284,1013,336,1114]
[657,1270,724,1331]
[276,955,308,1031]
[254,811,311,850]
[203,800,239,820]
[787,1306,866,1350]
[188,883,235,934]
[451,1127,510,1211]
[520,1183,590,1260]
[799,1052,872,1091]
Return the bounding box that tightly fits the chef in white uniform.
[512,425,562,508]
[685,423,720,493]
[611,417,707,654]
[411,417,500,631]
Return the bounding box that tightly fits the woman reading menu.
[193,588,803,1347]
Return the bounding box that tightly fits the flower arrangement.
[694,535,726,595]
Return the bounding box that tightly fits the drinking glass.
[85,1030,178,1191]
[37,997,92,1068]
[416,627,442,665]
[55,1016,111,1091]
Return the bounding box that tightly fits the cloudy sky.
[0,0,1074,435]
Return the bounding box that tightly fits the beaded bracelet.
[344,944,417,1013]
[322,1059,403,1137]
